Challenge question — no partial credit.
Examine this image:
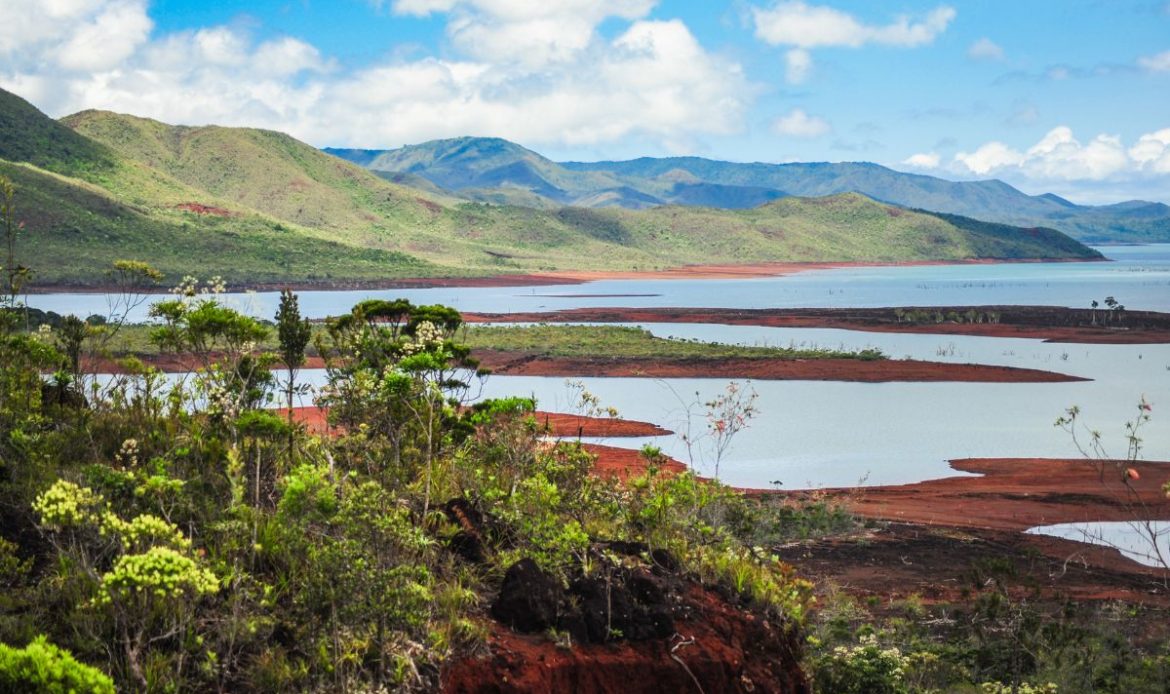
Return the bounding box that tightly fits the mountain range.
[0,87,1102,288]
[327,137,1170,244]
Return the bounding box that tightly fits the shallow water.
[1027,521,1170,568]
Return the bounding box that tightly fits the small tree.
[276,289,312,460]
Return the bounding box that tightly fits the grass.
[54,322,883,363]
[2,90,1104,288]
[462,324,885,361]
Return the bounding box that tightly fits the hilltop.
[0,88,1102,288]
[331,137,1170,244]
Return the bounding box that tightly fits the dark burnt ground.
[773,522,1170,611]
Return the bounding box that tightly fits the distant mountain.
[0,88,1101,287]
[331,137,1170,243]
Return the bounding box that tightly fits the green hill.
[0,88,1102,288]
[333,136,1170,243]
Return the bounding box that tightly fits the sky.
[1,0,1169,204]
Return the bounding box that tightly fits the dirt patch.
[280,407,670,439]
[175,202,233,217]
[444,578,808,693]
[773,522,1170,609]
[466,306,1170,345]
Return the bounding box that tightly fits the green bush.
[0,636,115,694]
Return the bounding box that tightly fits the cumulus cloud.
[967,37,1004,61]
[951,126,1167,183]
[1138,49,1170,72]
[771,108,830,137]
[0,0,753,151]
[902,152,940,168]
[752,2,954,48]
[1129,128,1170,173]
[392,0,657,68]
[305,19,750,147]
[954,141,1025,175]
[751,1,954,82]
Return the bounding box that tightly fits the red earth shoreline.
[26,256,1102,294]
[83,351,1084,383]
[466,306,1170,345]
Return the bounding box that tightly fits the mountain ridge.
[0,87,1104,287]
[329,137,1170,243]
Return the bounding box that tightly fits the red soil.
[31,257,1096,294]
[443,581,809,694]
[175,202,233,217]
[799,457,1170,532]
[580,443,687,480]
[534,412,671,438]
[466,306,1170,345]
[82,350,1081,383]
[279,407,670,440]
[474,351,1084,383]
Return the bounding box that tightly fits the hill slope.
[0,88,1102,287]
[332,137,1170,243]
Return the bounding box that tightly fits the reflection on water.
[1027,521,1170,568]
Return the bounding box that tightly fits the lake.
[67,245,1170,491]
[25,245,1170,322]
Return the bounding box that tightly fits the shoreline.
[773,457,1170,532]
[467,306,1170,345]
[473,350,1085,382]
[25,256,1104,294]
[83,351,1085,383]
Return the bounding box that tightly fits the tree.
[276,289,312,461]
[0,175,30,316]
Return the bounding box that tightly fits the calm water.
[25,245,1170,322]
[76,245,1170,490]
[1027,521,1170,568]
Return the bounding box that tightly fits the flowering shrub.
[811,633,910,694]
[32,480,105,530]
[97,547,218,604]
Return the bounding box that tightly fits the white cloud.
[952,126,1166,183]
[967,37,1004,61]
[0,1,752,153]
[954,141,1025,175]
[751,2,954,83]
[784,48,812,83]
[752,2,954,48]
[771,108,830,138]
[0,0,153,71]
[1129,128,1170,173]
[902,152,940,168]
[393,0,657,68]
[1138,49,1170,72]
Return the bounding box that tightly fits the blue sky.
[2,0,1169,203]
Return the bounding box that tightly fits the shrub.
[0,635,115,694]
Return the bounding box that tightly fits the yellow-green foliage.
[0,636,115,694]
[32,480,105,529]
[97,547,218,604]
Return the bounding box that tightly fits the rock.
[491,559,562,633]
